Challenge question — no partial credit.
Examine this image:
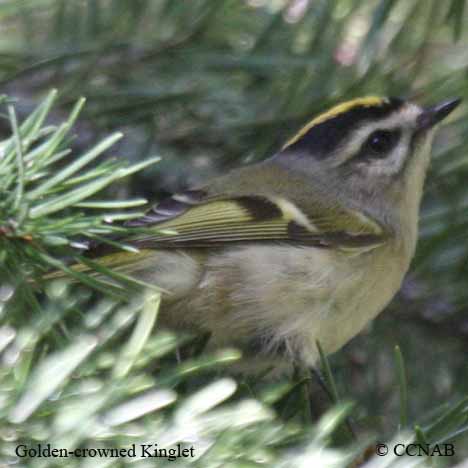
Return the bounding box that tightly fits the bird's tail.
[43,249,156,281]
[43,248,201,299]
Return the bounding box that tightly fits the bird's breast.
[181,240,411,366]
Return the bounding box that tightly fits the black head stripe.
[286,97,404,159]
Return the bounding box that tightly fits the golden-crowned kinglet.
[72,96,462,373]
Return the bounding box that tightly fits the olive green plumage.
[49,96,461,373]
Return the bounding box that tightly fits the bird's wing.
[123,189,386,251]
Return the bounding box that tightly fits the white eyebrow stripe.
[333,104,420,166]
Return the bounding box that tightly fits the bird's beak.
[417,98,462,131]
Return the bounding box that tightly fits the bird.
[57,95,461,374]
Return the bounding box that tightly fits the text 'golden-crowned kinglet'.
[61,96,461,373]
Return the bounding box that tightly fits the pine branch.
[0,90,159,297]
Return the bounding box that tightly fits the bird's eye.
[364,129,400,157]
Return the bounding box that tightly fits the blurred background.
[1,0,468,461]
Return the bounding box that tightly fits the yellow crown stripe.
[283,96,386,149]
